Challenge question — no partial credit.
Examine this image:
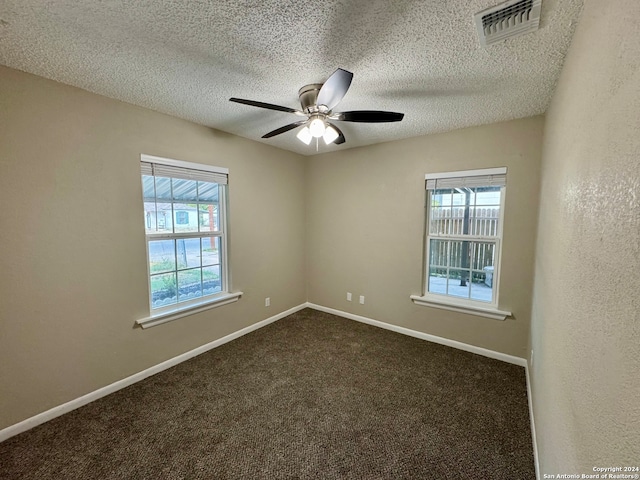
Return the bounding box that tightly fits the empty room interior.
[0,0,638,478]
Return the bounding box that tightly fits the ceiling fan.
[229,68,404,146]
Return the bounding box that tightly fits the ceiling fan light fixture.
[309,115,326,138]
[296,126,313,145]
[230,67,404,148]
[323,125,339,144]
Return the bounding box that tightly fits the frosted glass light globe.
[323,125,339,144]
[309,116,326,138]
[296,126,312,145]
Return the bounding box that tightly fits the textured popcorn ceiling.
[0,0,583,156]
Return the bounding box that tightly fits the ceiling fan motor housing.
[298,84,323,112]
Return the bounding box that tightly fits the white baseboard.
[0,303,307,443]
[525,361,541,479]
[305,303,527,367]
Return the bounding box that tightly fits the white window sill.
[409,294,511,321]
[137,292,243,329]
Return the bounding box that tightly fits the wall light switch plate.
[347,292,352,301]
[359,295,365,304]
[265,297,270,307]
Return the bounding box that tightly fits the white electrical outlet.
[347,292,352,301]
[359,295,365,304]
[265,297,270,307]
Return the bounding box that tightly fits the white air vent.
[474,0,542,46]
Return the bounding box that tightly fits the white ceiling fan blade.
[316,68,353,111]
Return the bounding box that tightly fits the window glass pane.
[429,207,448,235]
[199,204,219,232]
[428,266,447,296]
[177,268,202,302]
[429,239,448,267]
[144,202,157,233]
[198,181,218,202]
[148,240,175,274]
[446,269,471,299]
[176,238,202,270]
[470,187,501,236]
[432,189,453,207]
[173,205,198,233]
[172,178,198,202]
[201,237,220,266]
[203,265,222,296]
[428,240,495,301]
[431,187,502,238]
[154,177,172,202]
[468,241,494,303]
[471,242,495,271]
[150,272,177,308]
[142,175,155,200]
[431,190,448,235]
[470,277,492,303]
[154,204,172,233]
[453,206,466,235]
[449,189,471,236]
[474,187,501,206]
[447,240,472,270]
[469,207,500,236]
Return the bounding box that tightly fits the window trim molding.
[136,291,243,329]
[410,294,511,321]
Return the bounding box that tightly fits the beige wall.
[0,66,306,429]
[531,0,640,473]
[0,64,544,431]
[306,116,543,357]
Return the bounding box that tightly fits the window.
[138,155,240,327]
[411,167,511,320]
[175,211,189,225]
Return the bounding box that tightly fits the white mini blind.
[141,161,228,185]
[425,167,506,190]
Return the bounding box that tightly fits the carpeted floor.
[0,308,535,479]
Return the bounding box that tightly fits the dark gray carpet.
[0,308,535,479]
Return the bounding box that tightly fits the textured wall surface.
[306,116,543,357]
[531,0,640,473]
[0,67,306,430]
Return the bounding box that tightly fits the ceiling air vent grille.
[474,0,542,45]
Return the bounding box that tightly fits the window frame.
[136,154,241,329]
[411,167,511,320]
